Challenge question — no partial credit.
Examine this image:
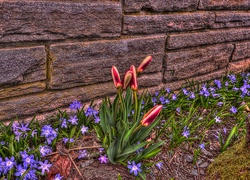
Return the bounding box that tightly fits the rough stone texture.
[0,46,46,85]
[199,0,250,10]
[123,0,199,12]
[0,82,46,99]
[162,69,226,91]
[138,72,162,87]
[167,28,250,49]
[0,1,121,42]
[228,59,250,73]
[49,36,165,89]
[0,82,116,120]
[213,12,250,28]
[123,12,214,34]
[232,42,250,61]
[164,44,234,81]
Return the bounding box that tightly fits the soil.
[43,124,230,180]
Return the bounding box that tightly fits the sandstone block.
[49,36,166,89]
[199,0,250,10]
[162,69,226,91]
[0,82,46,99]
[164,44,234,81]
[0,82,116,121]
[0,1,121,42]
[232,42,250,61]
[213,12,250,28]
[228,59,250,73]
[0,46,46,85]
[138,72,162,88]
[123,12,214,34]
[124,0,199,12]
[167,28,250,49]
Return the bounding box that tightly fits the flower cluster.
[41,125,58,145]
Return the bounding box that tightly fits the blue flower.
[69,100,81,110]
[18,123,31,132]
[214,79,222,89]
[127,161,142,176]
[39,145,52,157]
[68,115,78,125]
[78,150,87,159]
[62,138,69,144]
[61,119,67,128]
[85,107,98,117]
[155,162,163,170]
[182,88,189,96]
[230,106,237,114]
[98,155,108,164]
[54,173,64,180]
[41,125,58,144]
[38,160,52,175]
[80,125,88,135]
[4,156,16,171]
[14,164,28,178]
[166,88,171,93]
[182,126,190,138]
[189,92,196,99]
[172,94,177,101]
[198,143,205,150]
[228,74,237,84]
[94,114,100,123]
[215,116,221,123]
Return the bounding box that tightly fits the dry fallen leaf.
[47,155,72,180]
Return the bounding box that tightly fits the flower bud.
[123,70,133,90]
[141,105,162,126]
[130,65,138,91]
[137,56,152,73]
[111,66,122,89]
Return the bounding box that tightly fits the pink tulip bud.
[123,70,133,90]
[111,66,122,89]
[141,105,162,126]
[130,65,138,91]
[137,56,152,73]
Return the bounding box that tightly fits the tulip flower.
[137,56,152,73]
[123,70,133,90]
[141,105,162,126]
[111,66,122,89]
[130,65,138,91]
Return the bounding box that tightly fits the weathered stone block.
[167,28,250,49]
[213,12,250,28]
[124,0,199,12]
[164,44,234,81]
[0,1,121,42]
[228,59,250,73]
[0,82,46,99]
[232,42,250,61]
[0,46,46,85]
[162,69,226,91]
[50,36,165,89]
[199,0,250,10]
[123,12,214,34]
[138,72,162,87]
[0,82,117,121]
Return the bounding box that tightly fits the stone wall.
[1,0,250,121]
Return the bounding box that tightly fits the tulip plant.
[94,56,164,179]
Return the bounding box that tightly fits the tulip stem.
[132,124,142,134]
[118,88,124,112]
[133,90,138,122]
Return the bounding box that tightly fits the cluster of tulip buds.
[111,56,162,127]
[111,56,153,91]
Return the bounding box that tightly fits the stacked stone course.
[0,0,250,121]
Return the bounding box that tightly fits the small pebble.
[185,155,194,163]
[196,159,203,165]
[80,159,94,168]
[200,169,205,175]
[200,162,209,168]
[191,169,198,176]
